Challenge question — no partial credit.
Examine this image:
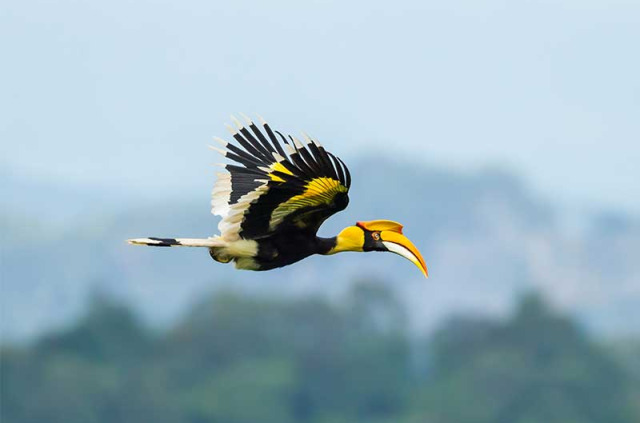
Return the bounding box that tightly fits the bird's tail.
[127,237,225,247]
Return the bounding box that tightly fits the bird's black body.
[210,193,348,270]
[246,228,337,271]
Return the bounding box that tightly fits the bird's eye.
[372,232,380,241]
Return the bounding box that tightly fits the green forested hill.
[2,283,638,423]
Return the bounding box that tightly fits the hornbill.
[128,116,428,277]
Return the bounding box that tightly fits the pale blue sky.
[2,0,639,211]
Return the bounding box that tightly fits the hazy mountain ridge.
[2,159,639,341]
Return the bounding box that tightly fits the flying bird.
[128,116,428,277]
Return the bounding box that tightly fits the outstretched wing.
[210,115,351,241]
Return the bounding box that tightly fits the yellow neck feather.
[327,226,364,254]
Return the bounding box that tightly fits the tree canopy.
[2,286,638,423]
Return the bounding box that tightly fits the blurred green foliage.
[1,283,638,423]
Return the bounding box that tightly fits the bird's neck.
[316,236,338,255]
[317,228,364,255]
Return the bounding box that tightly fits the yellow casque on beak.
[380,230,429,278]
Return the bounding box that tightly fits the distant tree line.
[2,282,639,423]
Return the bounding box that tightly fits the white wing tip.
[208,145,228,156]
[128,238,161,245]
[212,136,228,146]
[225,123,237,135]
[230,115,244,131]
[291,136,304,150]
[284,143,296,155]
[239,112,253,126]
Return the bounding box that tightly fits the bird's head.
[328,219,428,278]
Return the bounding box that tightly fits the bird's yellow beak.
[357,220,428,278]
[380,230,429,278]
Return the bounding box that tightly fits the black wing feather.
[213,117,352,240]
